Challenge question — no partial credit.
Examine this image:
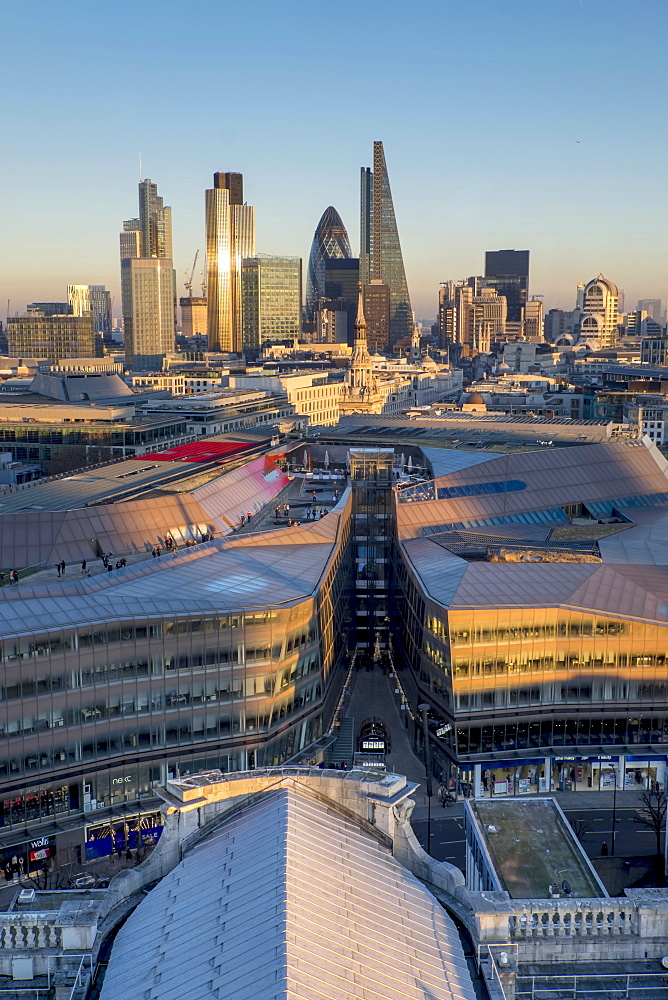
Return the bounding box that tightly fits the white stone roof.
[100,787,476,1000]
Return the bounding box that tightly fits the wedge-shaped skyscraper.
[360,141,412,349]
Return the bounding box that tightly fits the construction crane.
[184,250,199,298]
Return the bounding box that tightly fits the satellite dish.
[662,957,668,970]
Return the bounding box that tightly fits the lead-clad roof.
[100,787,476,1000]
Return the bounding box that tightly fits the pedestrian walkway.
[343,665,428,805]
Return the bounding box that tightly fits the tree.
[634,787,667,855]
[568,816,591,843]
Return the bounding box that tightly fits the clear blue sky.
[2,0,667,321]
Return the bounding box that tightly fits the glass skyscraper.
[205,172,255,353]
[360,142,412,350]
[306,207,352,322]
[242,255,302,355]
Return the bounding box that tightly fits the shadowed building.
[306,206,353,335]
[484,249,529,325]
[360,141,412,350]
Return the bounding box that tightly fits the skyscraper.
[360,141,412,350]
[205,172,255,353]
[67,284,112,337]
[138,178,173,259]
[120,178,176,364]
[484,250,529,324]
[306,207,352,321]
[241,255,302,355]
[121,259,176,368]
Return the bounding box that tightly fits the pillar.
[617,755,626,789]
[474,763,482,799]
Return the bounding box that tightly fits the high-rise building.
[138,178,173,260]
[523,298,544,342]
[325,257,360,344]
[580,274,619,348]
[205,172,255,353]
[438,278,507,355]
[7,314,101,361]
[638,299,663,324]
[120,219,142,260]
[120,179,177,363]
[544,307,581,344]
[180,297,208,339]
[67,285,112,337]
[241,255,302,355]
[26,302,70,316]
[363,281,390,353]
[306,207,352,322]
[121,258,176,367]
[484,250,529,324]
[360,141,412,350]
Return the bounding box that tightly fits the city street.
[411,805,662,871]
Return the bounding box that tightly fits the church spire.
[354,286,367,342]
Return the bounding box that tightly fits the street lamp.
[418,703,433,856]
[609,763,618,857]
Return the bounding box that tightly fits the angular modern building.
[205,172,255,353]
[0,452,353,868]
[241,254,302,355]
[67,284,112,337]
[306,206,353,323]
[393,438,668,798]
[360,141,412,350]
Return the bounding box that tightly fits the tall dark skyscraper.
[484,249,529,324]
[306,206,352,321]
[360,141,412,350]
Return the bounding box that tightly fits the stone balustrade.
[509,900,639,940]
[0,913,63,950]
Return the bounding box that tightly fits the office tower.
[241,256,301,355]
[121,258,176,367]
[579,274,619,348]
[638,299,663,324]
[67,284,112,337]
[324,257,360,344]
[484,250,529,324]
[7,314,100,361]
[139,178,173,259]
[26,302,70,316]
[523,298,544,342]
[544,307,581,344]
[315,308,348,344]
[438,278,506,355]
[120,219,142,260]
[180,297,208,339]
[205,172,255,352]
[306,207,352,322]
[360,141,412,350]
[363,281,390,353]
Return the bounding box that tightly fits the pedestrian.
[246,511,251,522]
[55,563,61,577]
[275,506,280,520]
[60,560,66,574]
[120,558,126,567]
[116,561,121,569]
[601,841,609,856]
[0,572,5,587]
[312,490,317,501]
[81,559,87,573]
[102,555,108,568]
[334,489,339,499]
[11,569,18,585]
[156,547,161,557]
[151,547,156,558]
[306,508,311,520]
[285,504,290,516]
[107,564,113,573]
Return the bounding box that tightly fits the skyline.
[2,0,667,321]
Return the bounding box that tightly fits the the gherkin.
[306,206,352,321]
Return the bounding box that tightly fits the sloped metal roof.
[100,787,476,1000]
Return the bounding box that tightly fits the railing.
[516,972,668,999]
[510,901,639,939]
[0,915,63,949]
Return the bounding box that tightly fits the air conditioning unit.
[18,888,35,904]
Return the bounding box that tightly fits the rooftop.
[469,797,606,899]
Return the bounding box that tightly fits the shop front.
[85,811,163,861]
[463,754,667,798]
[1,835,56,883]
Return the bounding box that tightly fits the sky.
[2,0,667,322]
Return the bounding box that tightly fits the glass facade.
[306,207,352,323]
[0,519,354,837]
[394,557,668,790]
[360,143,412,349]
[242,256,302,354]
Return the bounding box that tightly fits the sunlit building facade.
[393,439,668,797]
[241,255,301,354]
[205,172,255,353]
